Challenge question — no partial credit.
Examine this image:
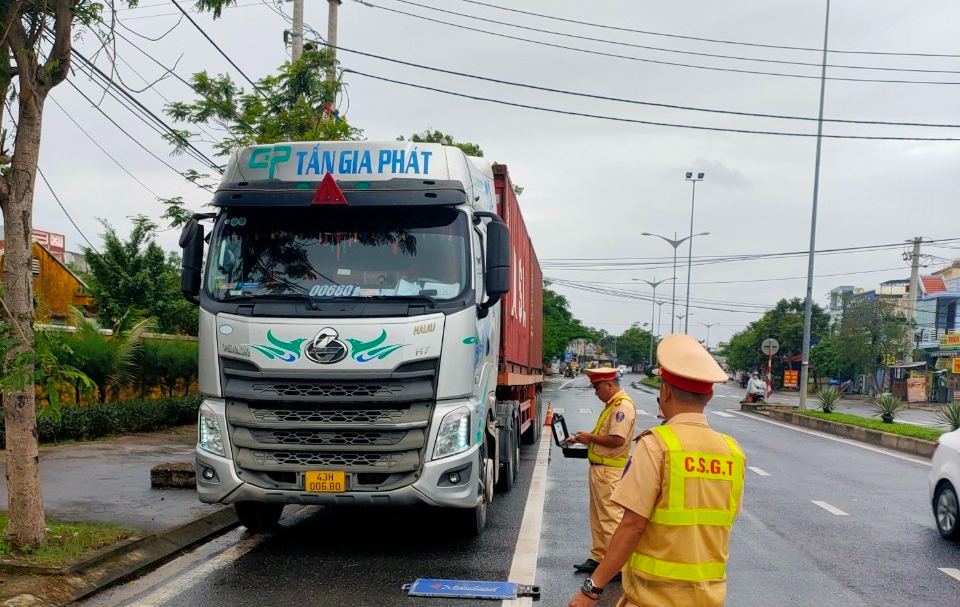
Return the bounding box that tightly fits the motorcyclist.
[744,372,768,403]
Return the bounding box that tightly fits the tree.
[165,49,361,159]
[83,217,197,336]
[615,324,655,366]
[809,335,845,381]
[0,0,235,548]
[542,285,594,362]
[61,307,155,403]
[726,298,830,383]
[398,129,484,158]
[833,297,912,382]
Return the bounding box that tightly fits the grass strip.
[796,410,944,442]
[0,513,135,566]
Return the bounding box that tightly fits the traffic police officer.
[571,367,636,574]
[567,335,746,607]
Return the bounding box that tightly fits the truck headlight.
[433,406,471,460]
[198,404,225,456]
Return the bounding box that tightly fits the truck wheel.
[455,445,491,537]
[496,419,517,493]
[235,502,284,532]
[511,423,521,480]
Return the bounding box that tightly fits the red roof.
[921,276,948,294]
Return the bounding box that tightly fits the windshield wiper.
[375,293,438,308]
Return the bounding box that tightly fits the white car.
[930,428,960,540]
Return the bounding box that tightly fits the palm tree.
[64,307,156,403]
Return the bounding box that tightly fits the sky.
[18,0,960,346]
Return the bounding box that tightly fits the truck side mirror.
[479,219,510,317]
[179,218,205,305]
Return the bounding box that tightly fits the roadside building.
[0,242,95,325]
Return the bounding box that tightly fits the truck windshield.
[205,206,470,302]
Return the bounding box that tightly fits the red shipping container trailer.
[493,164,544,442]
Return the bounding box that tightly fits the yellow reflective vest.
[586,392,632,468]
[626,424,745,603]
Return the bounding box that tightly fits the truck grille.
[250,407,406,424]
[221,358,438,492]
[248,429,406,446]
[251,382,404,399]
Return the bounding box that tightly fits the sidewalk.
[0,426,221,534]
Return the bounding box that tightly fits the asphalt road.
[80,373,960,607]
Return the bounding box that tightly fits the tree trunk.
[2,92,47,548]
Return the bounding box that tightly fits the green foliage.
[0,513,134,566]
[832,297,912,377]
[542,285,594,361]
[809,335,845,381]
[59,307,155,403]
[165,49,361,159]
[399,130,484,157]
[0,397,201,448]
[797,410,944,442]
[726,298,830,377]
[616,323,655,365]
[83,217,197,336]
[814,387,843,413]
[139,338,200,398]
[935,402,960,432]
[872,393,905,423]
[0,325,96,419]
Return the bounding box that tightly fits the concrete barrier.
[766,410,936,459]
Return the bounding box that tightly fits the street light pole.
[642,231,709,334]
[634,278,673,367]
[654,301,667,365]
[684,172,705,335]
[701,322,717,351]
[799,0,831,411]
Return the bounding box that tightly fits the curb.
[0,507,239,606]
[766,409,937,459]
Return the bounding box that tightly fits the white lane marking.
[579,408,592,414]
[712,411,735,418]
[898,419,934,427]
[637,409,650,416]
[728,410,932,467]
[552,408,565,414]
[748,466,770,477]
[560,378,586,390]
[938,568,960,582]
[113,507,314,607]
[502,425,553,607]
[812,500,849,516]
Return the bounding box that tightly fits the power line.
[332,43,960,129]
[386,0,960,76]
[552,266,912,286]
[346,70,960,141]
[169,0,265,96]
[49,94,162,198]
[357,1,960,86]
[445,0,960,59]
[62,78,214,193]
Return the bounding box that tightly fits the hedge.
[0,396,201,448]
[796,410,945,442]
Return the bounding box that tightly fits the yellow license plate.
[305,471,346,493]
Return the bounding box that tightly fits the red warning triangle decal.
[312,172,348,205]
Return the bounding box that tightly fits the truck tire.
[496,416,518,493]
[455,444,491,537]
[235,502,284,532]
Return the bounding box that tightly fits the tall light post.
[684,172,705,335]
[675,313,692,329]
[701,322,717,351]
[799,0,832,411]
[642,231,709,333]
[634,277,674,367]
[654,300,668,365]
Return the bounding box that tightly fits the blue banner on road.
[403,579,519,599]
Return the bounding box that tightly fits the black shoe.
[574,558,600,573]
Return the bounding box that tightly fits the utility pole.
[291,0,305,61]
[905,236,923,362]
[798,0,831,411]
[684,172,705,335]
[327,0,342,80]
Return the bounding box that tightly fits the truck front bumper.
[195,444,481,508]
